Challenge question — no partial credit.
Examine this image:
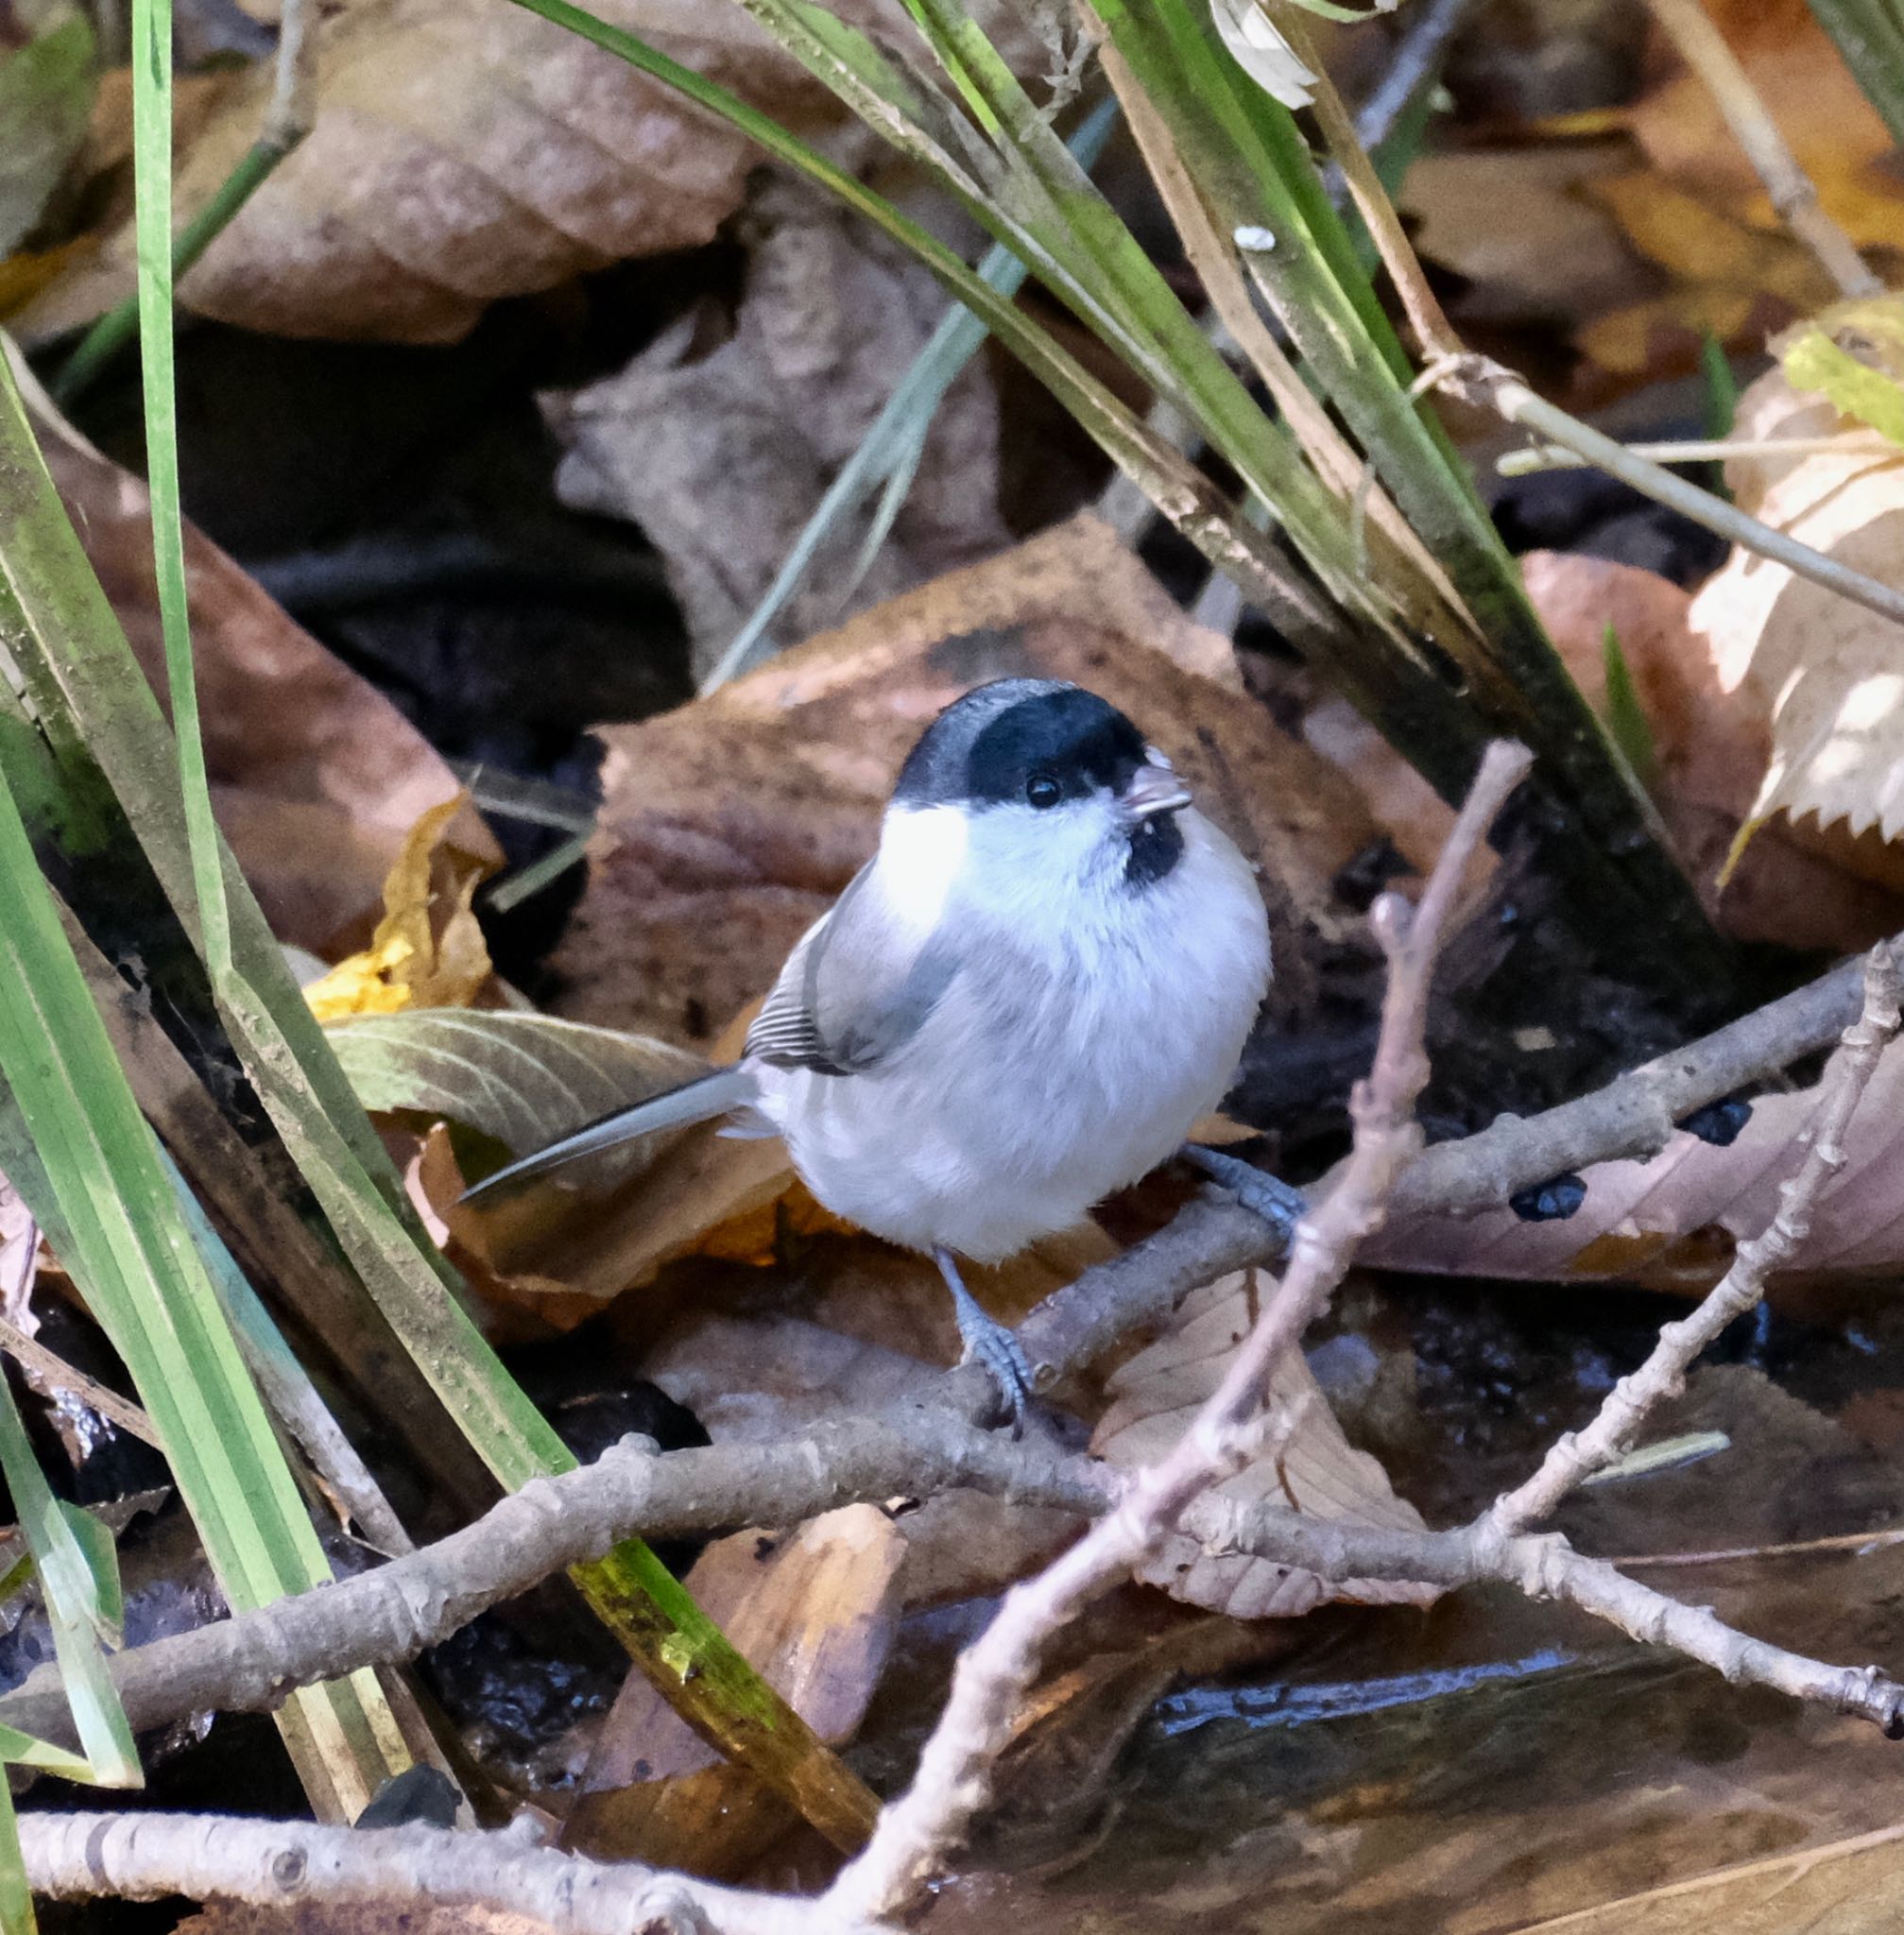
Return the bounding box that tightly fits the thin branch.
[1496,434,1892,476]
[1429,351,1904,633]
[1647,0,1879,300]
[821,741,1533,1925]
[0,1313,160,1450]
[0,1410,1098,1749]
[18,1812,853,1935]
[1197,1495,1904,1734]
[0,924,1890,1770]
[1486,940,1904,1533]
[1381,923,1889,1222]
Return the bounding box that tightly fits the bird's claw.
[957,1317,1035,1434]
[1181,1143,1306,1254]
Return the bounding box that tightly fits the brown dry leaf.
[10,1,864,345]
[554,513,1381,1044]
[1563,4,1904,378]
[1576,174,1828,378]
[1524,550,1904,951]
[18,373,501,949]
[1367,1035,1904,1288]
[304,795,497,1019]
[420,1115,800,1321]
[563,1503,905,1876]
[1399,141,1664,334]
[1092,1272,1433,1619]
[1690,365,1904,873]
[546,172,1008,681]
[1630,3,1904,261]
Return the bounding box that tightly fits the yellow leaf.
[302,794,496,1020]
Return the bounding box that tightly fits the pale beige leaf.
[1690,366,1904,848]
[12,0,852,344]
[1092,1272,1433,1619]
[326,1008,706,1157]
[1366,1035,1904,1285]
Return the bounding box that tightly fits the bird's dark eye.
[1025,773,1062,809]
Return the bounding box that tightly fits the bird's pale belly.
[760,932,1260,1260]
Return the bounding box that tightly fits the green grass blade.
[130,0,230,980]
[121,0,418,1811]
[0,1772,31,1935]
[0,1373,138,1786]
[0,748,410,1817]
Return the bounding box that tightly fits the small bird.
[463,679,1274,1419]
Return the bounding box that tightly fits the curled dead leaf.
[546,173,1008,680]
[304,795,497,1019]
[1524,550,1904,951]
[1093,1272,1433,1620]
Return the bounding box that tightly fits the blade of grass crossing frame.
[0,1370,138,1788]
[131,0,229,979]
[0,1730,108,1935]
[127,0,419,1816]
[0,750,408,1817]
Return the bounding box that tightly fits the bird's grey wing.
[745,862,958,1075]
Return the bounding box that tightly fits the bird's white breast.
[754,807,1271,1261]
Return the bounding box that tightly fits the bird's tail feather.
[458,1064,759,1203]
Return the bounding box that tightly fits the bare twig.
[18,1812,854,1935]
[1497,433,1892,477]
[1486,941,1904,1533]
[1647,0,1879,300]
[1381,937,1886,1222]
[0,1313,160,1450]
[821,741,1532,1924]
[1197,1494,1904,1734]
[1429,352,1904,633]
[0,1410,1097,1749]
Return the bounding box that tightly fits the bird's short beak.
[1123,762,1193,817]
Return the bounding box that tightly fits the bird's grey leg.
[933,1245,1034,1429]
[1180,1144,1306,1255]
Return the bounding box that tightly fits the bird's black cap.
[893,679,1151,810]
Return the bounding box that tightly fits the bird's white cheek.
[876,804,970,940]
